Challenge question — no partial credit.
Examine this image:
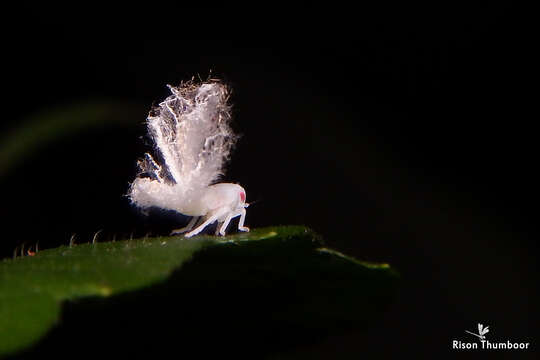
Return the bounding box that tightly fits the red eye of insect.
[240,192,246,202]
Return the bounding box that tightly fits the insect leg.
[185,209,227,238]
[171,216,199,235]
[214,221,223,236]
[218,214,234,236]
[237,208,249,232]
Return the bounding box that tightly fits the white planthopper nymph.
[128,79,249,237]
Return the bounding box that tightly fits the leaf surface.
[0,226,398,358]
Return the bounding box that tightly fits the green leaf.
[0,226,398,358]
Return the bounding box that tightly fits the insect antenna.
[245,198,262,208]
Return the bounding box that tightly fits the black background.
[1,5,538,359]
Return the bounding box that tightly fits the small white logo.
[452,323,530,351]
[465,323,489,340]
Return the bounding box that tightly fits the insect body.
[128,80,249,237]
[170,183,249,237]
